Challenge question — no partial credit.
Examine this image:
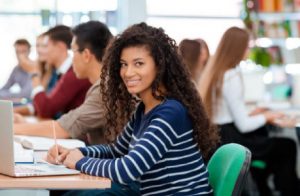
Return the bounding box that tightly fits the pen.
[52,120,59,164]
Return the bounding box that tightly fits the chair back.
[207,143,251,196]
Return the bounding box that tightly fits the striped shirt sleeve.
[75,112,184,184]
[79,117,135,159]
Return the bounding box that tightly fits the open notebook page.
[14,135,86,151]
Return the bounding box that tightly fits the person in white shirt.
[199,26,299,196]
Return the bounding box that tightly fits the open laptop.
[0,100,80,177]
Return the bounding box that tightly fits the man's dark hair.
[45,25,72,49]
[14,39,31,49]
[72,21,112,62]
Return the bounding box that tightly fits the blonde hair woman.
[199,27,299,196]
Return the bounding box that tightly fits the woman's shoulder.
[154,99,189,120]
[161,99,186,111]
[152,99,192,133]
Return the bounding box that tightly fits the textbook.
[14,135,86,151]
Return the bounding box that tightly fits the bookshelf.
[244,0,300,65]
[247,0,300,38]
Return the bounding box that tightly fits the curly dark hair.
[100,22,219,158]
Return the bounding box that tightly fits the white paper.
[14,135,86,150]
[14,141,34,163]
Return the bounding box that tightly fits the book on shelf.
[14,135,86,151]
[253,19,300,38]
[253,0,295,12]
[294,0,300,11]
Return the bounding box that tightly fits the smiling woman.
[119,46,157,101]
[46,22,219,196]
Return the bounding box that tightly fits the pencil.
[52,120,59,164]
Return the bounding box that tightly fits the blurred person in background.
[14,21,112,145]
[14,25,91,119]
[0,39,33,100]
[199,26,299,196]
[178,38,210,83]
[19,33,57,93]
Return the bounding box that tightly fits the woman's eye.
[135,62,143,66]
[120,63,127,67]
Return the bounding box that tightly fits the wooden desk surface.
[0,173,111,189]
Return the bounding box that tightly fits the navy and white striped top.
[76,99,213,195]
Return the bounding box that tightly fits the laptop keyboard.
[15,165,45,173]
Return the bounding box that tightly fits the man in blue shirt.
[0,39,33,100]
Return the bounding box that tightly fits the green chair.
[207,143,252,196]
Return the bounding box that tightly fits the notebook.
[0,100,80,177]
[14,141,34,163]
[14,135,86,151]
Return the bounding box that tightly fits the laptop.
[0,100,80,177]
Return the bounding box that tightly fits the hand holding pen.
[46,121,70,164]
[46,121,84,168]
[46,144,70,165]
[46,144,83,169]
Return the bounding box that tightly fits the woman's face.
[120,46,157,100]
[36,36,48,62]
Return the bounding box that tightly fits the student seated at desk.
[0,39,33,100]
[14,21,113,145]
[12,33,59,110]
[20,33,58,93]
[14,25,91,119]
[199,26,300,196]
[47,22,219,196]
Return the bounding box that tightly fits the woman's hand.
[272,116,297,128]
[46,145,71,164]
[249,107,269,116]
[63,149,84,169]
[263,111,285,124]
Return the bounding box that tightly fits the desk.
[0,173,111,189]
[1,151,111,190]
[248,101,300,127]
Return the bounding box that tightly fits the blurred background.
[1,0,300,104]
[0,0,244,85]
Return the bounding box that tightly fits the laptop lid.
[0,100,16,176]
[0,100,80,177]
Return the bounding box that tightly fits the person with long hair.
[18,33,56,92]
[46,22,219,195]
[13,33,60,121]
[35,33,56,91]
[199,26,299,196]
[178,38,210,82]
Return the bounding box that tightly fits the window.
[146,0,244,53]
[0,0,117,86]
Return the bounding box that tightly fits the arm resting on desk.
[14,120,70,139]
[14,105,31,116]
